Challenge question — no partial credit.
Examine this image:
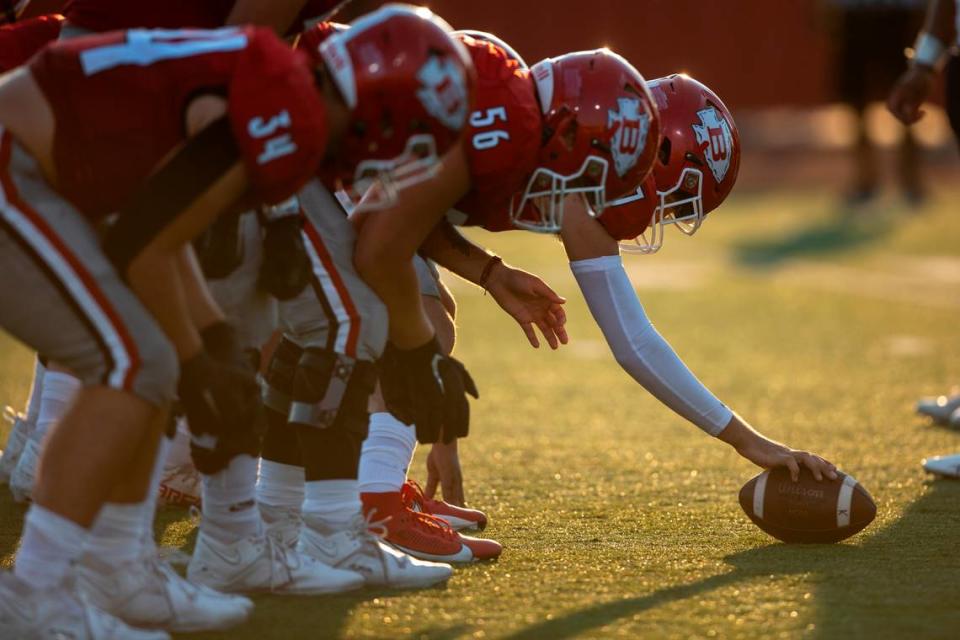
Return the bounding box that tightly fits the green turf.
[1,188,959,639]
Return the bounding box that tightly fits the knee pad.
[262,335,304,415]
[288,347,377,437]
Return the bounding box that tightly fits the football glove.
[379,337,479,444]
[258,215,312,300]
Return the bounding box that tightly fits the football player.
[0,9,475,638]
[888,0,960,476]
[374,72,841,537]
[254,24,659,565]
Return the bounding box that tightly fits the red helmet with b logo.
[317,5,475,210]
[510,49,660,233]
[624,74,740,253]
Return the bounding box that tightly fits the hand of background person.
[888,66,936,125]
[425,439,465,506]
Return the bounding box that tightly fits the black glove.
[379,337,479,444]
[193,213,244,280]
[177,350,260,441]
[200,321,261,372]
[257,216,312,300]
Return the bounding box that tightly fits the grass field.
[1,186,960,639]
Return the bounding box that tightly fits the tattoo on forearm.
[441,222,474,257]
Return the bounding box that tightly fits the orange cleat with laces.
[401,480,488,531]
[361,492,501,563]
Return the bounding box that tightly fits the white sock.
[141,435,172,547]
[84,502,146,566]
[201,455,261,543]
[33,371,81,442]
[257,460,305,510]
[16,504,88,588]
[23,359,46,426]
[164,418,193,469]
[358,412,417,494]
[302,479,361,531]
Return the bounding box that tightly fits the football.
[738,467,877,543]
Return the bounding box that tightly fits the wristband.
[910,32,948,71]
[478,255,503,290]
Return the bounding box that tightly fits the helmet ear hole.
[658,137,671,166]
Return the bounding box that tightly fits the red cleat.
[361,492,501,563]
[401,480,488,531]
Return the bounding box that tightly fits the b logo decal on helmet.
[692,107,733,183]
[416,56,469,132]
[608,97,652,178]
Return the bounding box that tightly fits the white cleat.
[0,571,170,640]
[187,529,364,595]
[298,514,452,590]
[78,554,252,633]
[922,453,960,479]
[9,437,39,503]
[916,392,960,425]
[157,463,202,508]
[0,408,32,485]
[260,503,302,549]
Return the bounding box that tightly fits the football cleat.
[0,407,32,485]
[916,392,960,425]
[260,503,303,549]
[9,436,39,503]
[157,463,202,508]
[401,479,488,531]
[78,554,252,632]
[362,492,502,563]
[297,513,452,589]
[922,453,960,479]
[187,529,364,595]
[0,572,171,640]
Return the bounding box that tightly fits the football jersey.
[448,33,542,232]
[0,14,63,71]
[61,0,340,35]
[30,26,328,219]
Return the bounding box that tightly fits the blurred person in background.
[826,0,928,205]
[887,0,960,477]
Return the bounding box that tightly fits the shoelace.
[351,509,391,542]
[401,480,428,510]
[407,508,458,541]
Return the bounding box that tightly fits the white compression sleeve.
[570,255,733,436]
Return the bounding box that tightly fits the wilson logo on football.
[607,97,650,177]
[416,56,468,132]
[692,107,733,183]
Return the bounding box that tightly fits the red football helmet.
[623,74,740,253]
[453,30,528,68]
[596,174,658,243]
[510,49,660,233]
[317,5,476,210]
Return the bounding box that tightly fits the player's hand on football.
[425,439,465,506]
[718,417,838,481]
[887,66,935,125]
[485,261,568,349]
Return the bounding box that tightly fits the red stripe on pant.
[0,132,141,391]
[303,219,361,358]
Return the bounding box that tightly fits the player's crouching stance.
[353,44,663,553]
[0,11,472,635]
[422,73,838,502]
[253,13,489,580]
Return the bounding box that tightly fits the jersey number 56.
[470,107,510,150]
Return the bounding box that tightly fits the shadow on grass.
[733,211,895,269]
[505,481,960,640]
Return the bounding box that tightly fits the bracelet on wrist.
[478,255,503,290]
